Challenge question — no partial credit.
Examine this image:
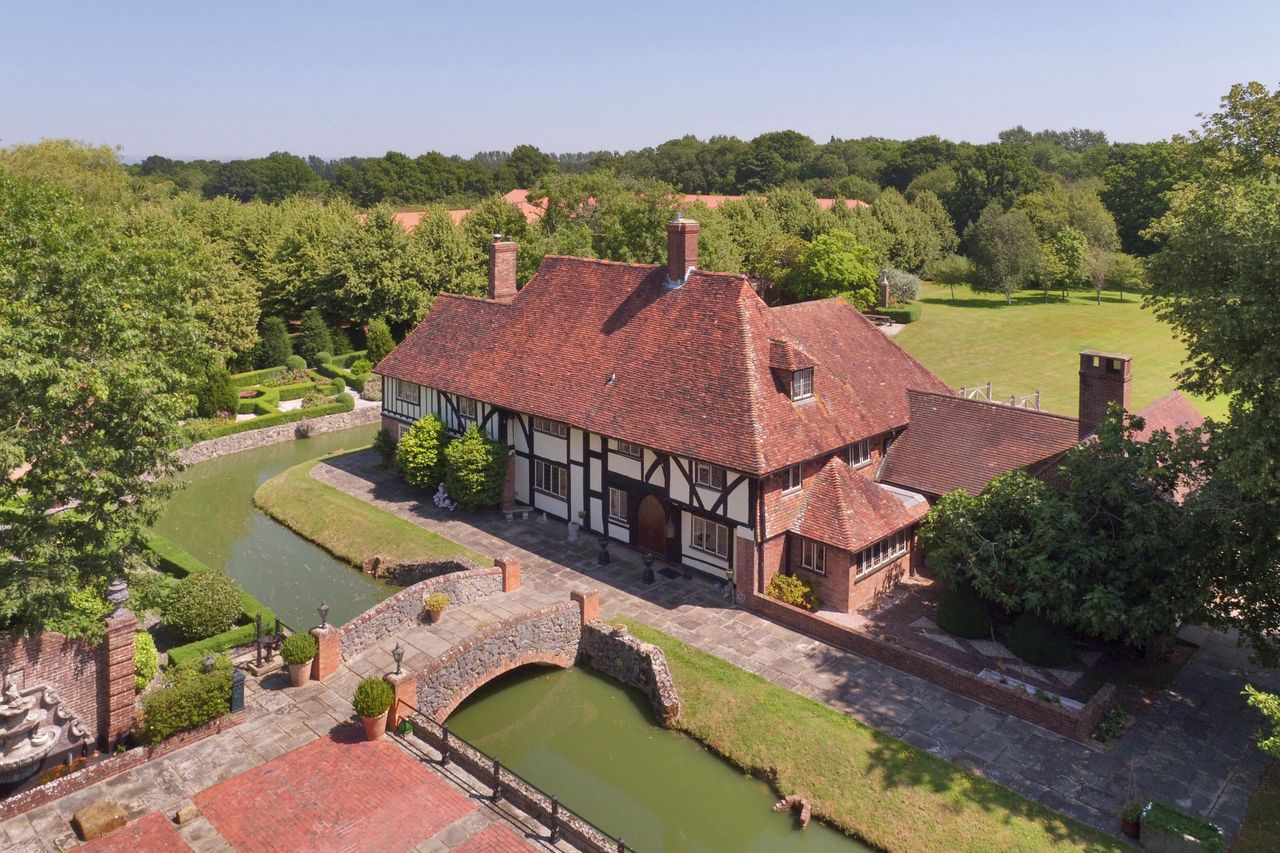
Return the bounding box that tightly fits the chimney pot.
[488,239,518,302]
[666,216,699,285]
[1077,350,1132,439]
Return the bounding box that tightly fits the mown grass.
[1235,763,1280,852]
[254,453,488,567]
[894,283,1228,421]
[619,617,1125,853]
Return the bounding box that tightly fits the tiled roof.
[1134,391,1205,441]
[878,390,1080,497]
[377,257,947,475]
[792,458,927,551]
[768,339,814,371]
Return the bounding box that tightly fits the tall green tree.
[364,317,395,365]
[963,204,1040,303]
[785,231,878,305]
[254,316,292,368]
[296,308,332,364]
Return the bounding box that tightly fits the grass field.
[1235,763,1280,852]
[254,452,488,567]
[618,617,1124,852]
[894,283,1228,421]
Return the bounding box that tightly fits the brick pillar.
[311,626,341,681]
[500,450,517,511]
[103,609,137,748]
[734,537,756,607]
[570,590,599,625]
[496,557,521,592]
[384,672,417,729]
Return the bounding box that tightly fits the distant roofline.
[906,388,1081,426]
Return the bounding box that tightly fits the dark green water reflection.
[152,425,390,628]
[449,666,870,852]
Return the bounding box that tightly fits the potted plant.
[280,632,318,688]
[1119,802,1142,839]
[423,592,449,625]
[353,676,394,741]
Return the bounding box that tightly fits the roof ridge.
[736,279,768,473]
[540,255,660,270]
[908,388,1081,424]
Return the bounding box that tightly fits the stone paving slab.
[315,450,1280,842]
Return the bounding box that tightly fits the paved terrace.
[315,450,1279,842]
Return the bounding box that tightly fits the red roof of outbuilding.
[792,459,928,551]
[1133,391,1205,441]
[878,390,1080,497]
[376,256,948,475]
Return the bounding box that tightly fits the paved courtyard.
[315,449,1280,842]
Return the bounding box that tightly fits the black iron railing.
[394,698,631,852]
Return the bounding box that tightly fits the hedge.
[231,366,286,388]
[140,654,233,744]
[184,396,352,441]
[873,302,923,324]
[167,625,258,669]
[315,361,366,393]
[331,350,368,368]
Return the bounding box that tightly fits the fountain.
[0,676,91,787]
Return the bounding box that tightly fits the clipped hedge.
[167,625,257,669]
[140,654,233,744]
[1005,612,1075,668]
[876,302,923,324]
[184,397,352,441]
[231,366,285,388]
[935,584,992,639]
[315,361,365,393]
[164,571,243,641]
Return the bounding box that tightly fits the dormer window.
[783,464,803,494]
[791,368,813,401]
[847,440,870,468]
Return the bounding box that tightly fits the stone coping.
[176,406,379,466]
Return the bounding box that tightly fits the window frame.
[394,379,420,406]
[607,486,628,524]
[791,368,814,401]
[532,416,569,438]
[532,459,568,500]
[689,515,731,560]
[612,439,643,459]
[783,463,803,494]
[693,461,727,490]
[456,395,478,421]
[799,537,826,575]
[855,529,910,578]
[846,439,871,469]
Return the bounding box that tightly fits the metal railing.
[394,698,631,852]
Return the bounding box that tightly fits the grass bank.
[1235,762,1280,852]
[895,283,1227,421]
[618,617,1123,852]
[254,453,488,568]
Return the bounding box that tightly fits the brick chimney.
[488,236,518,302]
[1078,350,1132,439]
[667,214,699,285]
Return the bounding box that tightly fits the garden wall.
[0,610,137,751]
[747,593,1116,741]
[578,622,681,727]
[176,406,379,465]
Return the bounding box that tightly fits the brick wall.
[745,592,1116,742]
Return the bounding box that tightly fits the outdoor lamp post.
[317,601,330,629]
[392,643,404,676]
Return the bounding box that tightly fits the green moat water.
[449,666,869,852]
[160,428,868,850]
[153,424,389,629]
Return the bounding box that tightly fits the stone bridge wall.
[578,622,681,727]
[414,602,583,723]
[339,567,504,659]
[175,406,379,466]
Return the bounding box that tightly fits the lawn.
[1235,763,1280,852]
[254,453,488,567]
[618,618,1124,853]
[894,283,1228,421]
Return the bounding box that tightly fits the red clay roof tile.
[792,458,928,551]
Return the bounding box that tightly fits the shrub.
[360,379,382,402]
[423,592,448,613]
[350,358,373,375]
[335,391,355,412]
[285,354,306,370]
[312,350,333,367]
[365,318,395,365]
[879,302,923,324]
[125,570,178,618]
[267,368,313,387]
[301,389,327,409]
[935,584,991,638]
[353,676,394,718]
[397,415,448,489]
[332,328,353,355]
[281,632,317,665]
[196,363,238,419]
[254,316,292,368]
[1141,802,1224,853]
[373,427,397,464]
[296,309,333,365]
[885,268,922,303]
[1004,612,1075,668]
[443,425,507,511]
[134,631,158,691]
[329,376,345,394]
[164,571,242,642]
[765,572,821,611]
[140,654,232,744]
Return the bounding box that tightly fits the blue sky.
[4,1,1277,160]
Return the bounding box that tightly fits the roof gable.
[792,458,927,551]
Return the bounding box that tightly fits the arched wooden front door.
[636,495,668,555]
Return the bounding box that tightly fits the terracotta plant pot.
[1120,818,1139,839]
[425,609,443,625]
[362,712,388,741]
[288,660,312,688]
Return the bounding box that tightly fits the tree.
[922,253,975,300]
[396,415,448,489]
[1086,245,1111,305]
[1038,225,1089,299]
[884,268,922,304]
[1243,686,1280,758]
[963,204,1039,303]
[1106,252,1147,300]
[443,425,507,511]
[497,144,557,189]
[0,173,204,634]
[785,231,879,305]
[296,308,332,365]
[195,362,237,418]
[365,318,395,365]
[1100,142,1188,255]
[254,316,292,368]
[946,143,1046,232]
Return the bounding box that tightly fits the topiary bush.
[397,415,448,489]
[765,572,821,611]
[254,316,292,369]
[365,318,395,365]
[296,308,333,365]
[281,632,317,665]
[140,654,233,744]
[350,358,372,375]
[443,425,508,511]
[285,354,306,370]
[935,584,992,639]
[329,376,345,394]
[1004,612,1075,668]
[196,363,238,419]
[134,631,158,691]
[353,676,394,718]
[163,571,242,642]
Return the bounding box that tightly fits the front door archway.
[636,495,668,555]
